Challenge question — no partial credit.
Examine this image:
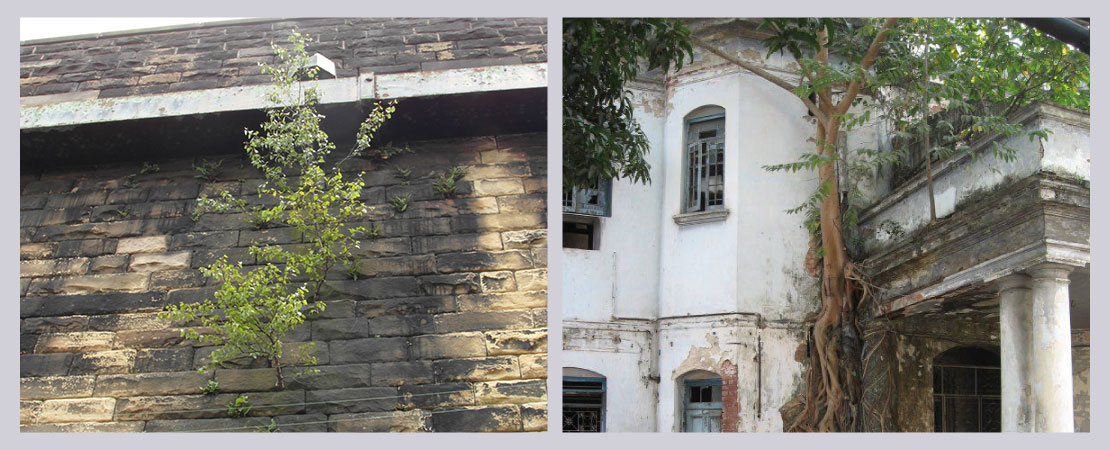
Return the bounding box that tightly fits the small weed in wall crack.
[433,166,469,198]
[389,194,410,214]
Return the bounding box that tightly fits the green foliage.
[563,18,693,189]
[389,194,410,214]
[193,159,224,182]
[122,174,139,189]
[394,166,412,185]
[140,162,160,175]
[161,32,388,389]
[201,380,220,395]
[365,223,383,239]
[345,259,363,281]
[432,166,469,198]
[227,394,251,418]
[257,418,280,432]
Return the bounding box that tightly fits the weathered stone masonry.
[20,18,548,432]
[20,134,549,432]
[20,17,546,101]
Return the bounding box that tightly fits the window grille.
[684,115,725,213]
[563,377,606,432]
[932,347,1001,432]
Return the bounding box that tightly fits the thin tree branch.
[835,18,900,116]
[691,35,829,124]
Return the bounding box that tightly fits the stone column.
[1028,263,1075,432]
[998,274,1034,432]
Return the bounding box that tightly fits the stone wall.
[20,18,547,101]
[19,133,548,432]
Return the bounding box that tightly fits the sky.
[20,18,246,41]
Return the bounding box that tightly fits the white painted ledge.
[20,63,547,130]
[673,209,730,226]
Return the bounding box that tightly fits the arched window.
[563,367,606,432]
[683,106,726,213]
[933,346,1001,432]
[679,370,723,432]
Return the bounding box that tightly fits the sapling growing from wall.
[162,32,396,389]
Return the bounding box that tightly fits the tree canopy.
[562,18,692,189]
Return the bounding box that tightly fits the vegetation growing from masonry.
[162,32,397,390]
[702,18,1088,432]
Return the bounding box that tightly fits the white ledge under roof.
[20,62,548,129]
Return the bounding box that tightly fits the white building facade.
[562,19,1090,433]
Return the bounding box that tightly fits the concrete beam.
[20,63,547,130]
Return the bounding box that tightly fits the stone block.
[116,390,305,421]
[21,291,168,318]
[21,316,88,334]
[412,232,503,255]
[20,400,42,424]
[531,247,547,268]
[328,338,408,364]
[369,361,435,386]
[35,331,115,353]
[129,251,191,272]
[435,250,533,273]
[501,229,547,249]
[70,349,137,375]
[328,410,425,432]
[56,239,116,258]
[311,318,368,341]
[377,217,452,237]
[484,329,547,356]
[496,194,545,214]
[28,272,150,296]
[471,178,524,197]
[36,398,116,423]
[521,402,547,431]
[150,269,206,289]
[112,328,194,349]
[413,333,486,360]
[193,347,268,371]
[457,291,546,312]
[522,177,545,194]
[480,270,517,292]
[278,341,330,367]
[434,356,519,383]
[20,242,56,260]
[170,230,239,249]
[354,236,411,257]
[450,213,544,233]
[21,421,146,432]
[89,254,129,273]
[418,272,480,295]
[214,368,281,392]
[431,405,521,432]
[518,354,546,379]
[367,314,434,337]
[320,277,420,301]
[474,379,546,405]
[356,255,436,277]
[116,235,169,254]
[399,382,474,408]
[20,353,75,377]
[287,364,373,391]
[133,347,194,373]
[94,371,212,397]
[20,258,89,278]
[87,312,167,331]
[21,375,96,400]
[355,296,456,318]
[434,311,533,334]
[305,387,400,414]
[144,417,272,432]
[513,269,546,291]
